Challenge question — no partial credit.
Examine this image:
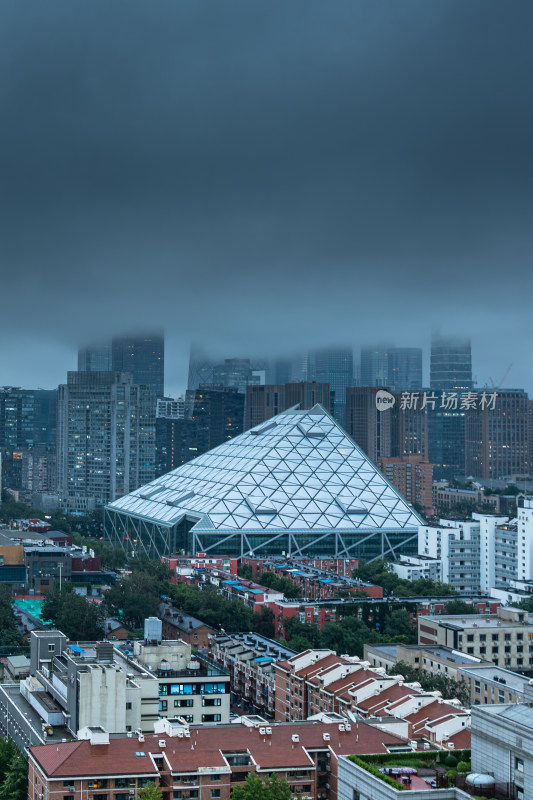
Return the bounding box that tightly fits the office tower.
[0,387,35,450]
[360,347,422,391]
[308,347,353,426]
[78,343,112,372]
[345,387,395,462]
[245,382,332,430]
[33,389,57,447]
[185,387,244,452]
[430,334,472,390]
[427,390,466,481]
[111,332,165,397]
[465,389,530,480]
[187,342,217,391]
[387,348,423,391]
[360,348,389,387]
[212,358,253,394]
[57,372,156,510]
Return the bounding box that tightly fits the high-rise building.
[360,347,422,391]
[345,387,395,462]
[212,358,253,394]
[465,389,530,480]
[77,343,112,372]
[387,348,423,391]
[245,382,332,430]
[427,392,466,481]
[376,455,433,515]
[430,334,472,391]
[308,347,353,426]
[187,342,217,391]
[359,348,389,387]
[156,387,245,476]
[111,332,165,397]
[57,372,156,510]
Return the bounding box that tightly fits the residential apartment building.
[209,633,297,717]
[471,694,533,800]
[159,604,216,650]
[376,455,433,515]
[28,716,413,800]
[274,650,470,749]
[459,663,532,706]
[57,371,156,510]
[418,519,482,594]
[418,605,533,671]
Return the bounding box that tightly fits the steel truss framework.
[104,507,418,562]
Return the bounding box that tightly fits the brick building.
[28,717,412,800]
[274,650,470,749]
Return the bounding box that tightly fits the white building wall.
[518,499,533,581]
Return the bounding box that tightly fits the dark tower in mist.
[430,334,472,391]
[111,332,165,397]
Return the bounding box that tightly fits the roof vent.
[336,497,368,515]
[323,733,330,741]
[292,734,300,743]
[250,422,277,436]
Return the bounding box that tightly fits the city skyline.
[1,1,532,397]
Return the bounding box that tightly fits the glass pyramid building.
[104,404,422,561]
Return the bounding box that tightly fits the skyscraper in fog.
[360,347,422,390]
[187,342,217,391]
[112,332,165,397]
[430,334,472,391]
[308,347,353,426]
[57,372,155,510]
[78,343,112,372]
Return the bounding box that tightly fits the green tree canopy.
[0,588,25,649]
[42,586,105,640]
[231,772,292,800]
[137,782,164,800]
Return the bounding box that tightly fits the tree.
[263,774,292,800]
[231,772,292,800]
[0,750,28,800]
[383,608,413,638]
[444,600,477,615]
[389,661,470,706]
[0,588,24,649]
[137,782,163,800]
[254,607,275,639]
[42,587,105,640]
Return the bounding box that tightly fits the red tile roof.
[30,721,408,779]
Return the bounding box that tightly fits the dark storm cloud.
[0,0,532,394]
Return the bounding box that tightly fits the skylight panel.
[335,497,369,515]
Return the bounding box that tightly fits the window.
[115,795,130,800]
[94,795,107,800]
[115,779,128,789]
[190,792,199,799]
[48,644,55,652]
[202,714,222,722]
[159,700,168,712]
[202,698,222,707]
[64,796,74,800]
[211,776,221,782]
[184,715,194,723]
[211,791,221,799]
[89,781,108,790]
[63,783,75,789]
[175,699,194,708]
[126,702,132,710]
[467,634,474,642]
[515,757,524,773]
[174,793,182,799]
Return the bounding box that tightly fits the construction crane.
[487,363,513,389]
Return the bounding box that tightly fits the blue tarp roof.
[221,580,239,584]
[68,645,86,654]
[248,588,264,594]
[254,656,274,663]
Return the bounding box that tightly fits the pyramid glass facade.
[104,405,421,560]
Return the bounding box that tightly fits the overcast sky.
[1,0,532,397]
